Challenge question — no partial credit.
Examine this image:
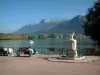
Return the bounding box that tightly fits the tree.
[37,34,47,39]
[49,33,56,38]
[83,0,100,44]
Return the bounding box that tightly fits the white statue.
[69,33,74,40]
[68,32,78,57]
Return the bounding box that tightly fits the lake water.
[0,38,97,54]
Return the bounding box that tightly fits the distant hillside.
[47,15,85,34]
[13,19,69,34]
[13,15,85,34]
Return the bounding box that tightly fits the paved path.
[0,55,100,75]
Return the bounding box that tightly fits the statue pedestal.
[67,50,75,60]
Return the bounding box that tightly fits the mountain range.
[13,15,85,34]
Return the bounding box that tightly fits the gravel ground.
[0,55,100,75]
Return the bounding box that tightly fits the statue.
[69,32,74,40]
[68,32,78,59]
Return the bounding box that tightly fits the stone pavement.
[36,54,100,63]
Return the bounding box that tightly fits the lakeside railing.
[13,47,100,56]
[0,47,100,56]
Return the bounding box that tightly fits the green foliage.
[28,35,34,39]
[49,33,56,38]
[37,34,46,39]
[83,0,100,44]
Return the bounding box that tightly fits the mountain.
[13,19,69,34]
[47,15,85,34]
[13,15,85,34]
[40,19,69,24]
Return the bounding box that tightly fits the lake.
[0,38,98,54]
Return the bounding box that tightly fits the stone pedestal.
[67,50,75,60]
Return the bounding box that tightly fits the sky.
[0,0,96,33]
